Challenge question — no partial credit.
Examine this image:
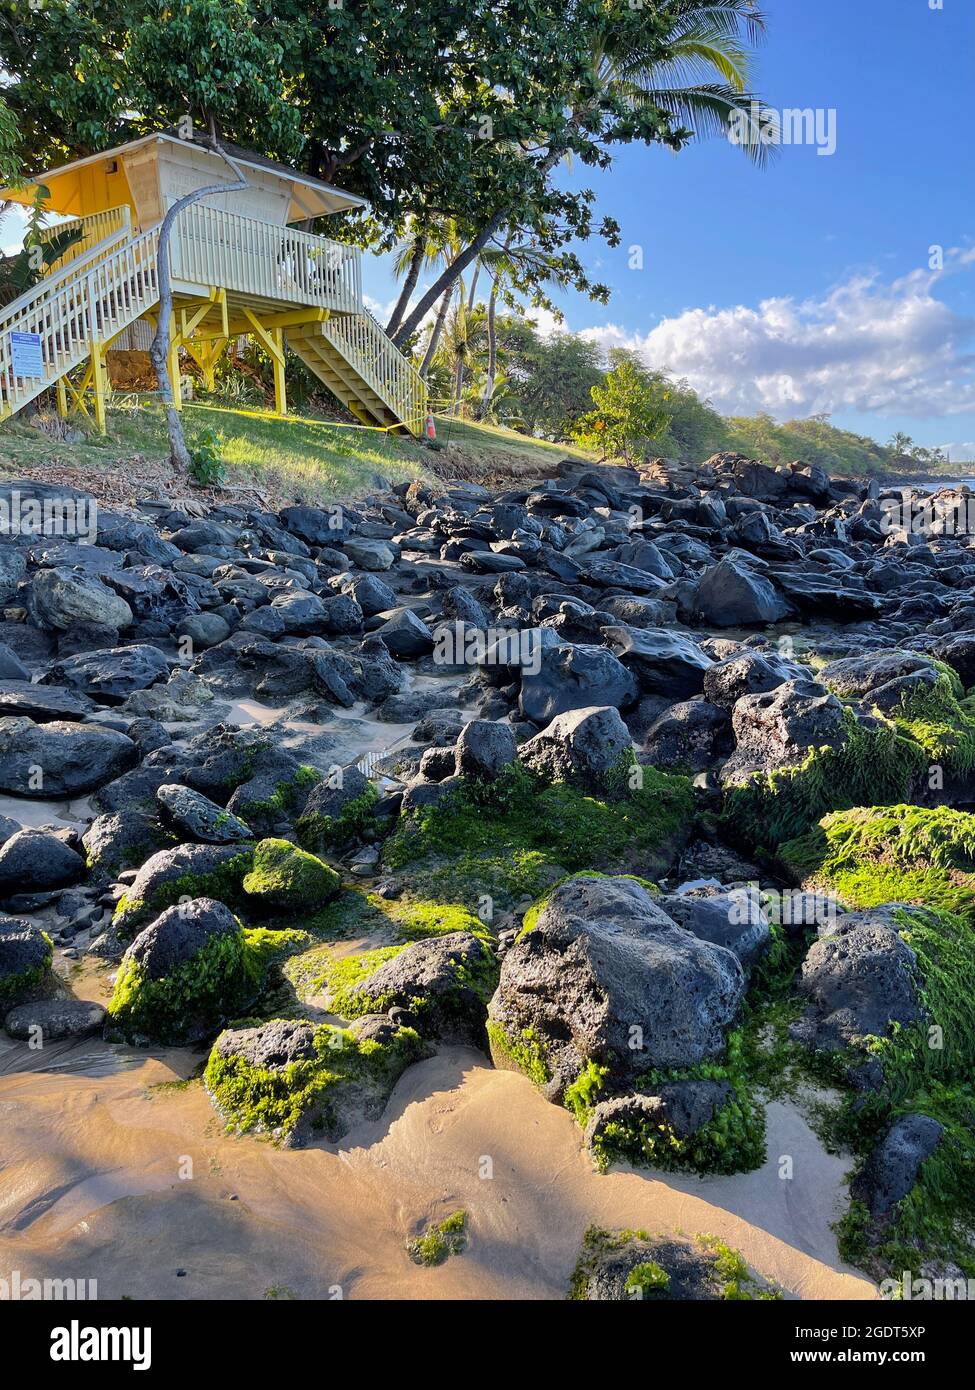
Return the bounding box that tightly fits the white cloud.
[578,253,975,420]
[940,441,975,464]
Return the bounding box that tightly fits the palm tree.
[393,0,772,346]
[593,0,772,163]
[385,219,454,339]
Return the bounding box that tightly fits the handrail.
[0,224,160,417]
[171,203,362,313]
[320,306,426,434]
[39,206,132,275]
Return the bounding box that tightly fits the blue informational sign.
[10,332,44,378]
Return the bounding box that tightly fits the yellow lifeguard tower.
[0,131,425,435]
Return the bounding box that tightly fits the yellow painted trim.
[89,339,108,434]
[242,309,285,365]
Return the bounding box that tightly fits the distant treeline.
[434,316,954,477]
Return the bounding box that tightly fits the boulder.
[0,829,85,894]
[374,608,436,659]
[642,699,732,772]
[851,1114,945,1218]
[0,717,136,796]
[156,783,252,844]
[454,719,518,781]
[722,678,848,783]
[695,557,792,628]
[520,642,638,724]
[518,706,632,794]
[703,650,803,710]
[0,916,51,1004]
[789,908,924,1054]
[657,890,770,970]
[346,931,497,1044]
[487,875,744,1097]
[602,626,713,699]
[0,680,94,722]
[29,567,133,631]
[5,997,105,1041]
[40,644,169,704]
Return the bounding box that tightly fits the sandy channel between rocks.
[0,1038,876,1301]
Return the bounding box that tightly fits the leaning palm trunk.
[385,235,425,338]
[478,271,501,420]
[420,282,455,380]
[149,137,246,470]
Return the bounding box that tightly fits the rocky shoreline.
[1,449,973,1298]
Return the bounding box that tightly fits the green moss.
[695,1235,782,1300]
[295,785,379,852]
[385,763,694,900]
[589,1031,767,1177]
[236,764,322,819]
[564,1059,609,1125]
[722,711,925,854]
[792,900,975,1281]
[407,1209,468,1266]
[0,931,54,1005]
[242,838,341,910]
[887,669,975,773]
[486,1020,551,1088]
[779,804,975,921]
[107,926,260,1046]
[113,850,255,931]
[625,1262,671,1296]
[204,1019,426,1144]
[313,945,406,1016]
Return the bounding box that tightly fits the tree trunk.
[478,271,501,419]
[393,212,503,348]
[385,234,424,337]
[392,137,571,348]
[419,282,454,380]
[148,140,247,470]
[451,274,467,413]
[466,261,480,310]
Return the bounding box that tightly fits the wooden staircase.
[287,310,426,435]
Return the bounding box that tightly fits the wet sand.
[0,1037,875,1301]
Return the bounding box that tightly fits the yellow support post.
[55,378,68,420]
[271,327,286,417]
[243,310,287,418]
[89,339,108,434]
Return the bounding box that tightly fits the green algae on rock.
[241,838,341,911]
[779,803,975,921]
[384,762,695,903]
[204,1014,431,1146]
[113,843,256,933]
[0,920,53,1006]
[568,1227,781,1301]
[106,898,299,1045]
[406,1209,468,1266]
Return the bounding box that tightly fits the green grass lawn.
[0,398,594,504]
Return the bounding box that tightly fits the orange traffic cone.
[425,413,437,440]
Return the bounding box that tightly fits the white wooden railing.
[0,225,160,418]
[39,206,133,275]
[0,202,422,430]
[319,306,426,434]
[171,204,362,313]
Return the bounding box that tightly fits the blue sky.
[365,0,975,458]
